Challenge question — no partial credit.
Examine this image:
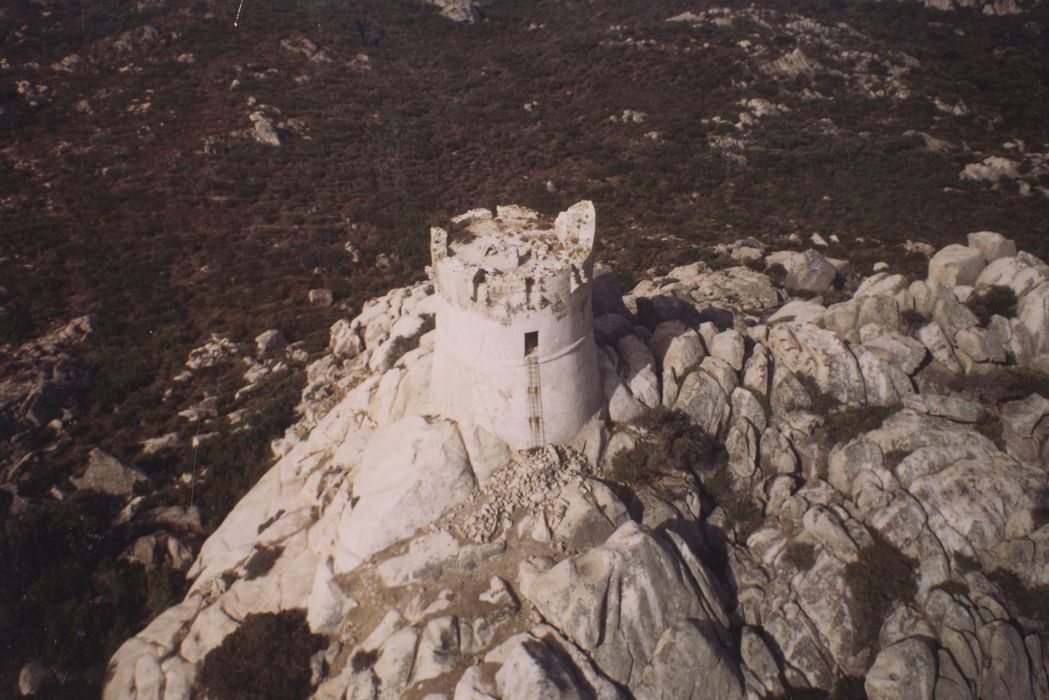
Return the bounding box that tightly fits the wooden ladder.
[526,356,545,448]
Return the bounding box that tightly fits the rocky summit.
[101,225,1049,700]
[4,0,1049,696]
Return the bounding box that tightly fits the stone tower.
[429,200,603,450]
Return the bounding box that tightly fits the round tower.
[429,200,603,450]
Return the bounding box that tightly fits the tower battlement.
[429,201,596,324]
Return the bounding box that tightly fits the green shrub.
[200,610,325,700]
[900,308,927,331]
[948,367,1049,404]
[244,546,283,580]
[766,262,788,286]
[974,414,1005,450]
[350,649,379,673]
[609,407,711,483]
[986,568,1049,628]
[844,530,917,648]
[931,579,970,597]
[968,285,1017,326]
[702,452,765,541]
[955,553,982,574]
[1034,503,1049,530]
[825,405,896,445]
[784,541,818,571]
[796,374,840,414]
[882,449,910,474]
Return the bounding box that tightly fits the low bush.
[900,308,927,331]
[824,405,896,445]
[350,649,379,673]
[244,546,283,580]
[702,452,765,542]
[844,530,918,648]
[784,541,818,571]
[968,285,1018,326]
[796,374,841,414]
[931,579,970,597]
[974,413,1005,450]
[200,610,325,700]
[609,407,711,483]
[766,262,788,286]
[948,366,1049,404]
[986,568,1049,628]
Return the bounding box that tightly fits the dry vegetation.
[1,0,1048,693]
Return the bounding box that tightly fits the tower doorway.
[524,331,539,357]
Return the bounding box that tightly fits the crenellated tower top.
[428,200,597,324]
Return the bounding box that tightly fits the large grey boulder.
[255,329,287,357]
[70,448,150,497]
[634,620,744,700]
[673,358,736,439]
[333,416,476,572]
[710,329,746,371]
[929,245,987,287]
[615,335,660,408]
[766,323,865,405]
[518,522,730,691]
[966,231,1016,263]
[783,249,837,294]
[976,255,1049,299]
[865,637,937,700]
[426,0,482,23]
[1002,393,1049,465]
[862,329,928,375]
[1019,282,1049,355]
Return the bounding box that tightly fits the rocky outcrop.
[104,226,1049,700]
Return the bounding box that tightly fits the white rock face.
[334,416,476,572]
[966,232,1016,262]
[865,637,937,700]
[975,255,1049,298]
[929,244,987,287]
[103,221,1049,700]
[519,522,732,692]
[615,334,660,408]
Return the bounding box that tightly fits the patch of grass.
[609,407,712,483]
[200,610,325,700]
[192,369,306,529]
[825,405,897,445]
[967,285,1017,326]
[844,530,918,649]
[244,545,283,580]
[784,541,818,571]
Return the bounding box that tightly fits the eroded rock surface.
[104,228,1049,700]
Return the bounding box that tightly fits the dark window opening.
[524,331,539,357]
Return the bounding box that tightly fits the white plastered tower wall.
[429,201,603,449]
